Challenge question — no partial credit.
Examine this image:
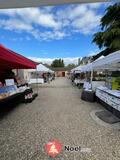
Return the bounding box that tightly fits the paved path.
[0,78,120,160]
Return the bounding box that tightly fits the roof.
[72,50,120,72]
[71,63,93,73]
[92,48,118,61]
[0,44,37,69]
[0,0,108,9]
[92,50,120,70]
[28,63,53,72]
[52,67,70,72]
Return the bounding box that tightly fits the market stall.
[0,44,38,107]
[96,86,120,111]
[70,65,85,86]
[28,63,54,84]
[92,50,120,117]
[78,53,120,104]
[78,63,96,102]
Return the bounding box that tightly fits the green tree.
[51,59,65,67]
[66,63,76,69]
[92,3,120,59]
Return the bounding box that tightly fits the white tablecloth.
[96,86,120,111]
[97,86,120,98]
[28,78,44,84]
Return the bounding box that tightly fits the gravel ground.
[0,77,120,160]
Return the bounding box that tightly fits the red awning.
[0,44,37,69]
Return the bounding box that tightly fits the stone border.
[90,109,120,130]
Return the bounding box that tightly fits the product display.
[112,77,120,90]
[0,44,38,107]
[0,82,36,104]
[96,86,120,111]
[0,85,18,100]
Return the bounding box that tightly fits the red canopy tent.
[0,44,37,69]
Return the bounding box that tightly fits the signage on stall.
[96,88,120,111]
[5,79,15,86]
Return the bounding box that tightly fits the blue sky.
[0,2,113,65]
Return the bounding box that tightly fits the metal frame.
[0,0,111,9]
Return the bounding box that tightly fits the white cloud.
[67,5,88,19]
[0,19,33,32]
[0,8,60,29]
[72,10,101,34]
[56,4,102,34]
[0,3,110,40]
[0,7,63,40]
[38,30,67,40]
[28,57,79,65]
[63,57,80,65]
[86,3,102,9]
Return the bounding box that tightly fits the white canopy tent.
[81,63,93,72]
[71,51,120,90]
[71,62,93,73]
[71,65,83,73]
[92,50,120,71]
[87,51,120,89]
[72,51,120,73]
[77,56,104,73]
[28,63,53,73]
[92,51,120,112]
[28,63,53,84]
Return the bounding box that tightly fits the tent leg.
[36,69,39,95]
[91,69,93,90]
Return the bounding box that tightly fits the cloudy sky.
[0,2,113,65]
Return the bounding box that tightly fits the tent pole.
[91,69,93,90]
[85,71,87,81]
[36,68,39,95]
